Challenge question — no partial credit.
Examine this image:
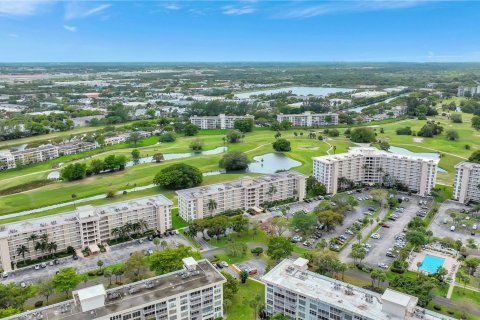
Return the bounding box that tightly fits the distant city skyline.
[1,0,480,62]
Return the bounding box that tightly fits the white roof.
[76,284,106,301]
[382,289,417,308]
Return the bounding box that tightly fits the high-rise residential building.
[457,85,480,96]
[313,147,438,196]
[4,257,226,320]
[262,258,452,320]
[276,111,339,127]
[189,114,254,129]
[453,161,480,204]
[176,171,307,221]
[0,195,172,272]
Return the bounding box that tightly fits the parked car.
[248,268,257,275]
[2,272,8,278]
[20,281,27,288]
[450,226,456,231]
[34,264,40,270]
[221,261,229,268]
[378,262,388,269]
[40,262,47,268]
[371,233,380,239]
[381,224,391,228]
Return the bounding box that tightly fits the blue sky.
[0,0,479,62]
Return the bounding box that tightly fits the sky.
[0,0,480,62]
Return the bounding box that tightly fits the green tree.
[246,294,262,320]
[153,163,203,189]
[97,259,104,272]
[451,114,462,123]
[159,132,176,142]
[267,236,293,261]
[38,279,55,304]
[306,176,327,196]
[149,244,202,274]
[153,153,164,163]
[124,251,150,281]
[239,270,249,284]
[379,141,390,151]
[317,210,344,231]
[226,130,243,143]
[53,267,81,297]
[89,159,104,174]
[472,115,480,130]
[127,132,142,145]
[219,151,250,171]
[350,127,376,143]
[60,163,87,181]
[104,269,114,286]
[234,118,254,133]
[230,215,249,232]
[291,212,317,235]
[131,149,141,160]
[189,139,204,151]
[221,271,239,310]
[184,124,199,136]
[272,138,291,151]
[153,237,161,251]
[468,150,480,163]
[446,130,459,141]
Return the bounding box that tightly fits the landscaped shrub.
[34,301,43,308]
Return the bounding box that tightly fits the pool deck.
[408,250,459,298]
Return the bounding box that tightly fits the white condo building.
[457,85,480,96]
[313,147,438,196]
[4,257,226,320]
[189,114,254,129]
[453,161,480,204]
[262,258,452,320]
[276,112,339,127]
[176,171,307,221]
[0,195,172,272]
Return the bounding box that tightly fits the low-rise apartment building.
[313,147,438,196]
[5,257,226,320]
[262,258,452,320]
[276,111,339,127]
[12,144,59,166]
[58,142,98,155]
[0,195,172,272]
[458,85,480,96]
[0,150,16,170]
[190,114,254,129]
[176,171,307,221]
[453,161,480,204]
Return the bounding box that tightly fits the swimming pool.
[420,255,445,273]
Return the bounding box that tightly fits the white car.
[2,272,8,278]
[34,264,40,270]
[371,233,380,239]
[378,262,388,269]
[221,261,229,268]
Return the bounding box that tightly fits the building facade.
[5,258,226,320]
[313,147,438,196]
[0,150,16,170]
[262,258,452,320]
[453,161,480,204]
[276,112,339,127]
[0,195,172,272]
[11,144,59,166]
[58,142,98,155]
[189,114,254,129]
[458,85,480,96]
[177,171,307,221]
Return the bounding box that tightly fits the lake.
[204,152,301,176]
[235,86,354,99]
[127,146,227,166]
[388,146,447,173]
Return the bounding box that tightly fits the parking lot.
[236,258,267,280]
[361,196,428,268]
[2,234,191,285]
[429,200,480,245]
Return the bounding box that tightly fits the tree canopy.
[219,151,250,171]
[153,163,203,189]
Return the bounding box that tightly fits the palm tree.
[268,185,277,202]
[71,193,77,208]
[17,245,29,265]
[207,199,217,214]
[137,219,148,234]
[28,233,38,246]
[111,227,121,240]
[160,240,168,250]
[47,242,57,258]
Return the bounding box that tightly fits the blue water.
[235,86,354,99]
[420,255,445,273]
[388,146,448,173]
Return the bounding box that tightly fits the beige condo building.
[453,161,480,204]
[189,114,254,130]
[5,257,226,320]
[276,111,339,127]
[0,195,172,272]
[176,171,307,221]
[313,147,438,196]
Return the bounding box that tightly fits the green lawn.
[451,286,480,306]
[171,208,188,229]
[226,279,265,320]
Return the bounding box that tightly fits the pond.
[388,146,448,173]
[127,146,228,166]
[204,152,302,176]
[235,86,354,99]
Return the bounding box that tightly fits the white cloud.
[163,3,180,11]
[277,0,428,19]
[63,25,77,32]
[65,3,111,20]
[222,5,255,15]
[0,0,50,16]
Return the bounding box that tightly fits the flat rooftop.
[455,161,480,170]
[262,259,452,320]
[5,260,225,320]
[176,171,306,200]
[313,147,440,165]
[0,195,172,237]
